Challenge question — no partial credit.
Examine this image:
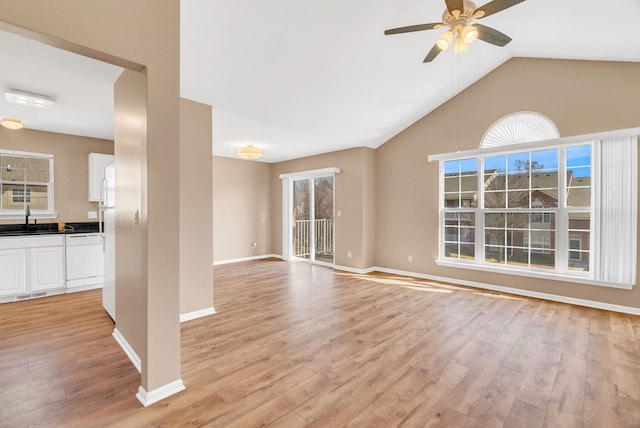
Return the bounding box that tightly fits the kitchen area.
[0,150,115,319]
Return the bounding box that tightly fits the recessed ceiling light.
[4,89,55,109]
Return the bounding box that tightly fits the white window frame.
[0,149,56,219]
[429,127,640,289]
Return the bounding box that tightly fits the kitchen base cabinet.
[0,235,65,303]
[0,249,26,297]
[31,246,65,292]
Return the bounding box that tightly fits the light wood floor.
[1,259,640,427]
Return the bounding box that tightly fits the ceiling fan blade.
[384,23,442,35]
[475,24,512,47]
[445,0,464,14]
[475,0,525,18]
[423,44,442,63]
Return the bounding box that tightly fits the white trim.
[136,379,186,407]
[180,307,216,322]
[371,266,640,315]
[428,127,640,162]
[279,167,340,180]
[112,328,142,373]
[435,259,631,289]
[213,254,283,266]
[0,148,53,158]
[333,264,376,275]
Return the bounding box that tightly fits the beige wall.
[213,156,271,262]
[180,99,214,314]
[0,127,113,224]
[1,0,183,393]
[376,58,640,308]
[270,147,376,269]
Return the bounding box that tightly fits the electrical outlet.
[337,210,341,217]
[347,251,352,258]
[251,242,257,250]
[88,211,98,219]
[408,255,413,262]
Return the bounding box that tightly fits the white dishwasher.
[65,233,104,292]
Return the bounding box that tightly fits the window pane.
[508,172,529,190]
[444,160,459,175]
[531,149,558,171]
[567,165,591,207]
[508,152,530,173]
[485,244,506,263]
[568,213,590,272]
[445,242,458,258]
[507,213,529,229]
[25,158,50,183]
[531,251,555,269]
[443,212,475,260]
[567,145,591,168]
[508,191,529,208]
[531,171,558,190]
[459,244,475,259]
[445,176,460,193]
[460,158,477,174]
[484,155,506,173]
[485,191,506,208]
[445,226,459,242]
[485,213,505,229]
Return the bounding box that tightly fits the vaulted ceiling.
[1,0,639,162]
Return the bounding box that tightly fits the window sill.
[436,259,633,290]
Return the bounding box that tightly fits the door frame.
[280,167,340,264]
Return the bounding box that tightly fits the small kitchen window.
[0,150,55,218]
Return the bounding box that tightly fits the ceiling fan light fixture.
[237,145,263,160]
[461,25,478,44]
[436,30,454,50]
[1,118,23,130]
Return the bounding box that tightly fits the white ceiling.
[2,0,640,162]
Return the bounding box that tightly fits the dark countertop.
[0,222,100,237]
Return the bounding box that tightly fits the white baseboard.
[333,264,376,275]
[112,328,142,373]
[180,307,216,323]
[136,379,185,407]
[371,266,640,316]
[213,254,283,266]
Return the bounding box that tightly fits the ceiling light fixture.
[1,118,23,130]
[237,145,263,160]
[4,89,56,109]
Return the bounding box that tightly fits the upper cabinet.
[88,153,114,202]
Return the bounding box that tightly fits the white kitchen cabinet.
[0,248,27,297]
[88,153,114,202]
[0,235,65,301]
[31,246,65,292]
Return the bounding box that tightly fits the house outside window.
[439,143,592,276]
[0,150,54,216]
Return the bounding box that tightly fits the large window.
[0,150,54,216]
[434,132,638,288]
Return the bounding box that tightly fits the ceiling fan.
[384,0,526,63]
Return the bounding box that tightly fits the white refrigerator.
[100,162,116,321]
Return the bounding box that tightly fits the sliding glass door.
[289,175,335,264]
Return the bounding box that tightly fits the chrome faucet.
[25,205,30,232]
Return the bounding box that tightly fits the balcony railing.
[294,218,334,258]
